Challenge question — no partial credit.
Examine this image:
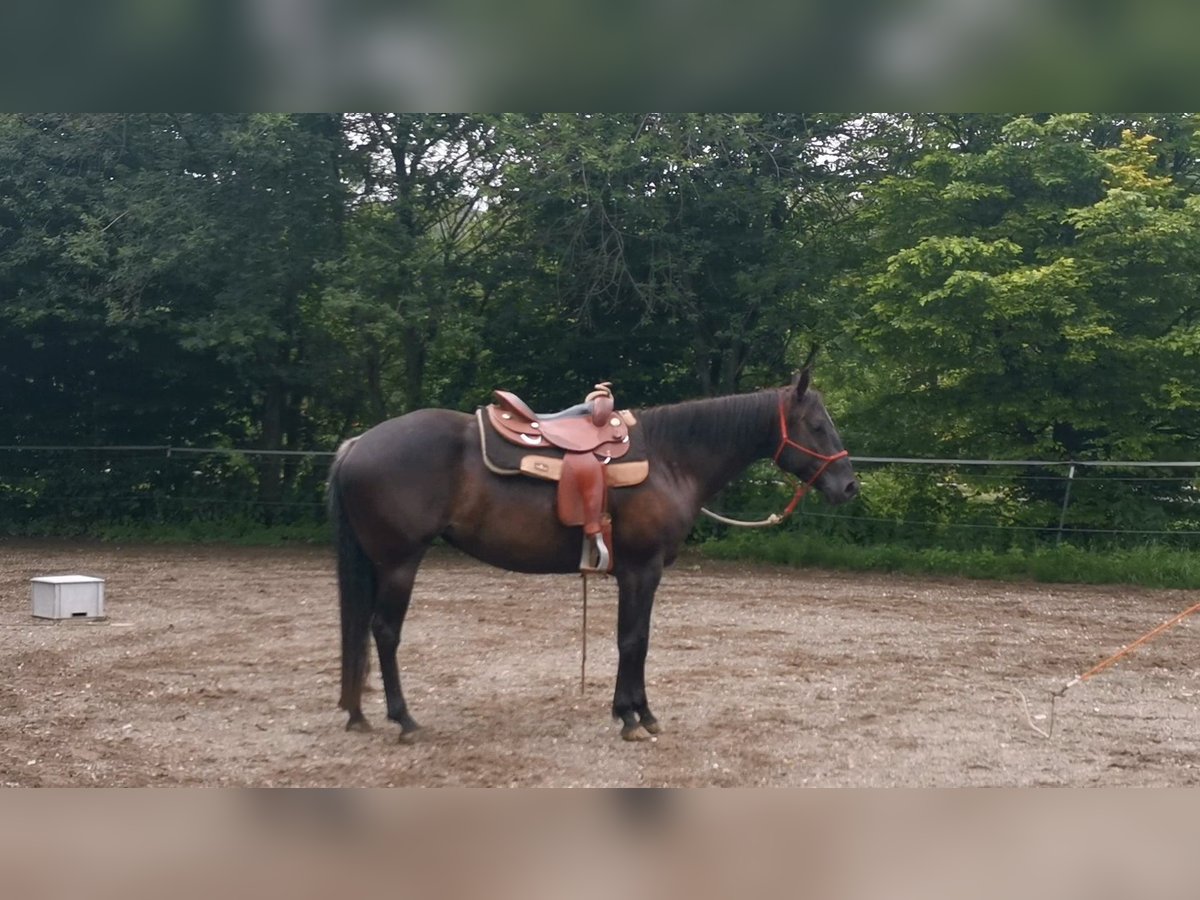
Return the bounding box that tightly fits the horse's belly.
[444,486,583,574]
[443,523,582,574]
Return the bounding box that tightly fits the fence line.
[794,508,1200,538]
[3,445,1199,467]
[0,445,337,458]
[3,446,1198,544]
[854,455,1200,468]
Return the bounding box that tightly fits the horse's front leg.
[612,558,664,741]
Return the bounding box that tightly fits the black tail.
[328,440,375,713]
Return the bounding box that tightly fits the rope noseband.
[772,395,848,515]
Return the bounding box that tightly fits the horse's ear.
[793,344,819,399]
[801,344,819,371]
[793,368,811,399]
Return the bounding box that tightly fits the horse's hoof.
[621,724,651,742]
[345,715,372,733]
[398,725,423,745]
[641,719,663,735]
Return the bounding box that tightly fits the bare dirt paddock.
[3,539,1200,787]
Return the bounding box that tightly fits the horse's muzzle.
[822,474,860,505]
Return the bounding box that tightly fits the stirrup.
[579,532,610,574]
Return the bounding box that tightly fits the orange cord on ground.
[1023,598,1200,740]
[1072,599,1200,687]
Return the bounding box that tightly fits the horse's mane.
[638,388,784,453]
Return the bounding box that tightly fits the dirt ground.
[2,539,1200,787]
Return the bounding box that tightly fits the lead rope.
[1019,598,1200,739]
[699,507,785,528]
[696,460,825,532]
[698,470,813,528]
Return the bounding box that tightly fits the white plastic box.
[31,575,106,620]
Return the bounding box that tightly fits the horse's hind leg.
[373,554,425,742]
[341,652,372,733]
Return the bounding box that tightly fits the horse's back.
[333,408,473,561]
[356,406,470,460]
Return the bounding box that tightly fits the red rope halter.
[772,395,849,519]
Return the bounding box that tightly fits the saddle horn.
[587,382,615,427]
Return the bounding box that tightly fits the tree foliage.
[833,113,1200,461]
[2,112,1199,536]
[489,113,857,402]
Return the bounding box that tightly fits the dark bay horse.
[327,366,859,742]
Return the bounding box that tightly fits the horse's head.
[774,361,859,506]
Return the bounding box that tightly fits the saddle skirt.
[477,402,648,487]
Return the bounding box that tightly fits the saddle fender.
[557,451,606,535]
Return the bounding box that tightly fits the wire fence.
[704,455,1200,550]
[1,445,1199,548]
[0,445,335,535]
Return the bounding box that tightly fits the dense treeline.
[3,113,1199,539]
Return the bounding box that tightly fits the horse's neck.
[643,390,780,502]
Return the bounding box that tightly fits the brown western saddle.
[479,383,648,574]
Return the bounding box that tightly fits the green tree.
[837,113,1200,461]
[490,113,857,403]
[319,114,511,421]
[0,114,237,447]
[0,114,348,520]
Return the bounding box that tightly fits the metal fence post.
[1056,463,1076,546]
